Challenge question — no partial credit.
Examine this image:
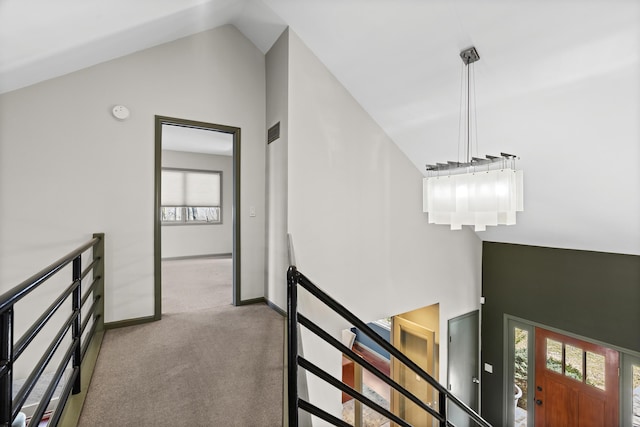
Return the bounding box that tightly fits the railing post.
[93,233,105,333]
[439,391,447,427]
[287,266,299,427]
[0,309,13,427]
[72,255,82,395]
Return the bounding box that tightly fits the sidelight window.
[633,364,640,426]
[514,328,529,422]
[507,319,533,427]
[622,355,640,426]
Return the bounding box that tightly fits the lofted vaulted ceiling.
[1,0,638,255]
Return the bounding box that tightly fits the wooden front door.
[534,328,619,427]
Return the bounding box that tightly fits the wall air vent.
[267,122,280,144]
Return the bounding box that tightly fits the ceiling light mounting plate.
[460,46,480,65]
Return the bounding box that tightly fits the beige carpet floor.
[78,258,284,426]
[161,257,233,314]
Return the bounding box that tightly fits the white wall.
[0,25,266,325]
[282,30,482,423]
[266,29,290,310]
[161,150,233,258]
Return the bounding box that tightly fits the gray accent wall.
[481,242,640,425]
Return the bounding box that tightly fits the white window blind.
[161,170,220,207]
[186,172,220,206]
[161,170,185,206]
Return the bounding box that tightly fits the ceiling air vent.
[267,122,280,144]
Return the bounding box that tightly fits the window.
[633,363,640,426]
[621,354,640,426]
[565,344,584,381]
[514,327,529,425]
[546,338,562,373]
[161,168,221,224]
[506,319,533,427]
[544,338,607,391]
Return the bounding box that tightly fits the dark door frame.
[154,115,241,320]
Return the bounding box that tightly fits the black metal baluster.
[0,309,13,427]
[72,256,82,395]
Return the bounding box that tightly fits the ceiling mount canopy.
[460,46,480,65]
[423,46,524,232]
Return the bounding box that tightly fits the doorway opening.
[154,116,241,319]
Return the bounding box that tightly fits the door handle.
[472,377,480,384]
[535,399,543,406]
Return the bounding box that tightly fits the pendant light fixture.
[423,46,523,231]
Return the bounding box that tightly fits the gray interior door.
[448,310,480,427]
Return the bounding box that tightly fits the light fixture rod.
[460,47,480,163]
[425,46,519,173]
[467,55,471,163]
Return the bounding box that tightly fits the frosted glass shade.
[423,169,523,231]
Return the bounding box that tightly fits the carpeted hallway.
[78,258,284,426]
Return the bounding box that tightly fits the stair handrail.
[287,265,491,427]
[0,234,105,427]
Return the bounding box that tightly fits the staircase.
[287,265,492,427]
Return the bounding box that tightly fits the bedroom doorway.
[154,116,241,319]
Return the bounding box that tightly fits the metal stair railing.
[287,265,492,427]
[0,234,105,427]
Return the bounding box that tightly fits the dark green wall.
[481,242,640,425]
